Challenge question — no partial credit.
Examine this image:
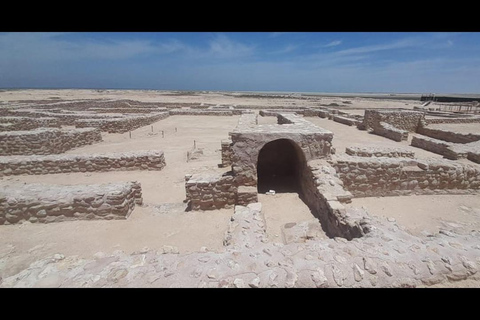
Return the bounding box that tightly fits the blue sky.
[1,32,479,93]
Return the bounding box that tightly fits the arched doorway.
[256,139,305,194]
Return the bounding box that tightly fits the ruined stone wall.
[0,117,61,132]
[411,135,456,158]
[0,151,165,177]
[373,122,409,142]
[345,146,414,158]
[298,160,370,240]
[426,117,480,124]
[231,134,332,187]
[10,110,125,125]
[220,140,233,168]
[0,181,142,225]
[0,128,102,156]
[231,113,333,187]
[88,107,167,114]
[168,109,233,116]
[185,173,237,210]
[330,156,480,197]
[259,110,299,117]
[417,125,480,144]
[363,110,424,132]
[333,115,360,126]
[75,112,169,133]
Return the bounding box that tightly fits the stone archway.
[256,139,306,194]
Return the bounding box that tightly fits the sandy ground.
[258,193,327,242]
[429,123,480,135]
[347,194,480,237]
[1,89,480,287]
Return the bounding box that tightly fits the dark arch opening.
[257,139,305,194]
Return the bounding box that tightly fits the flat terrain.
[1,89,480,287]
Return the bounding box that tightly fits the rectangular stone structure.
[363,109,424,132]
[0,150,166,177]
[75,112,169,133]
[0,128,102,156]
[230,113,333,187]
[333,115,360,126]
[185,172,237,211]
[373,122,409,142]
[0,181,143,225]
[330,155,480,197]
[0,117,61,132]
[346,146,415,158]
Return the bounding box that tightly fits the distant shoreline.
[1,88,479,101]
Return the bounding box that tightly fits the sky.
[0,32,479,93]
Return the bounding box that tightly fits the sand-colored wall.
[169,109,233,116]
[373,122,409,142]
[185,173,237,210]
[0,117,61,132]
[75,112,169,133]
[0,181,142,225]
[331,156,480,197]
[0,151,165,177]
[333,115,360,126]
[0,128,102,156]
[220,140,233,168]
[298,160,369,240]
[345,146,414,158]
[363,109,424,132]
[417,125,480,144]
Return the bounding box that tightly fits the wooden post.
[194,140,196,149]
[151,125,153,132]
[129,131,131,139]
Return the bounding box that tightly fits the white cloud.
[323,40,342,47]
[207,34,255,59]
[270,44,299,54]
[0,32,185,62]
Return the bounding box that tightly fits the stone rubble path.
[2,202,480,288]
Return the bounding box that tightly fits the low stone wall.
[0,150,165,177]
[417,124,480,144]
[220,139,233,168]
[0,181,143,225]
[333,115,360,126]
[168,109,233,116]
[88,107,167,114]
[0,128,102,156]
[259,109,304,117]
[373,122,408,142]
[330,156,480,197]
[318,110,330,118]
[426,117,480,124]
[468,151,480,164]
[303,109,324,117]
[10,110,125,125]
[411,135,455,157]
[236,186,258,206]
[0,117,61,132]
[299,160,370,240]
[345,146,414,158]
[364,109,424,132]
[185,173,237,210]
[75,112,169,133]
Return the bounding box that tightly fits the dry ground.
[1,89,480,288]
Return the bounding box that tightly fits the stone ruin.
[2,98,480,288]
